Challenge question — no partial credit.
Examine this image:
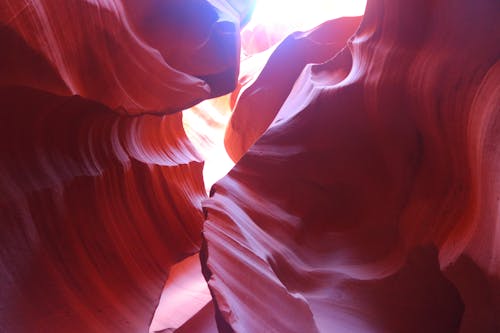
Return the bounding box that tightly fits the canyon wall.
[1,0,499,332]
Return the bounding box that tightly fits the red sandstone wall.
[1,0,499,332]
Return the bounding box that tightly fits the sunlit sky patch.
[248,0,367,31]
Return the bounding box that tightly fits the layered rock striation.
[1,0,499,332]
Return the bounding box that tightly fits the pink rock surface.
[150,254,212,332]
[0,86,206,332]
[203,0,500,331]
[225,16,362,162]
[0,0,253,114]
[0,1,252,331]
[1,0,499,332]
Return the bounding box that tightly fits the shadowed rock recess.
[1,0,499,332]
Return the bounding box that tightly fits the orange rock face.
[1,0,499,332]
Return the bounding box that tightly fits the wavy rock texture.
[0,86,207,332]
[0,0,254,114]
[0,0,254,332]
[1,0,499,332]
[203,0,500,332]
[226,16,362,161]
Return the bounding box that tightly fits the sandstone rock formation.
[206,0,500,331]
[1,0,499,332]
[0,0,251,331]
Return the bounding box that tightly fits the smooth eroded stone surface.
[1,0,498,332]
[0,0,254,114]
[225,16,362,161]
[202,0,500,331]
[0,1,255,331]
[0,87,206,332]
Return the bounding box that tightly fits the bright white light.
[249,0,366,31]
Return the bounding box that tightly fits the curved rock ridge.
[1,0,499,331]
[0,86,208,332]
[225,16,363,162]
[0,1,256,332]
[202,0,500,332]
[0,0,254,115]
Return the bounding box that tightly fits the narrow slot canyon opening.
[2,0,499,332]
[182,0,367,192]
[151,2,367,332]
